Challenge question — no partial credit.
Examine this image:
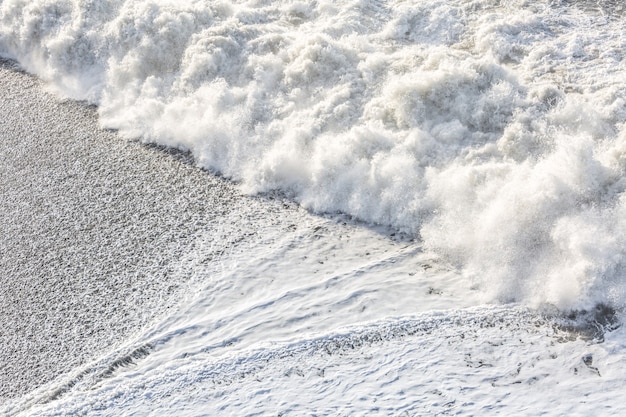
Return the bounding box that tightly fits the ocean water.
[1,0,625,415]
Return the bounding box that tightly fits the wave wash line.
[1,0,625,309]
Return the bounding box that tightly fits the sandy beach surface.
[0,58,248,400]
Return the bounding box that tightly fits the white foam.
[15,306,626,417]
[1,0,625,309]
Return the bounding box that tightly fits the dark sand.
[0,59,272,402]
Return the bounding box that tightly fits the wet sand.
[0,58,246,401]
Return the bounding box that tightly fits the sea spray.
[1,0,625,309]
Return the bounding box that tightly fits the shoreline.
[2,58,626,417]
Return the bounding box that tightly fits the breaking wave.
[1,0,625,309]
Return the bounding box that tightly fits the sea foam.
[1,0,625,309]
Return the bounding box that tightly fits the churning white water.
[1,0,625,309]
[1,0,626,415]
